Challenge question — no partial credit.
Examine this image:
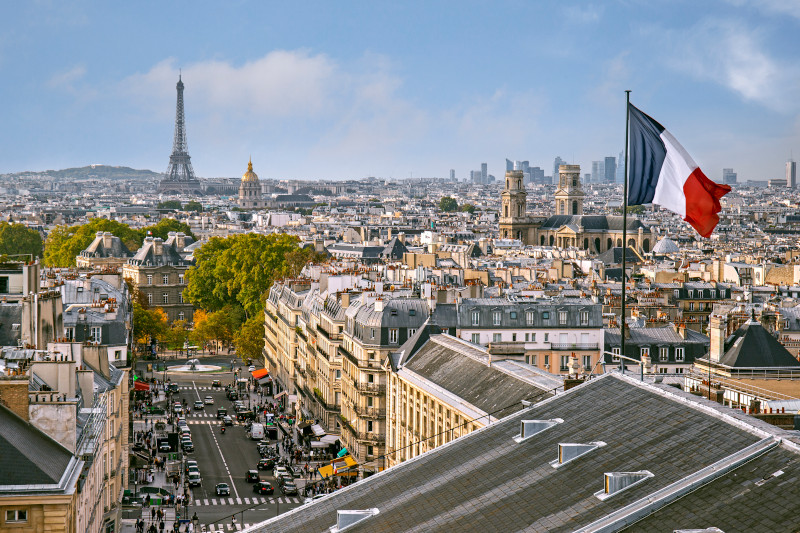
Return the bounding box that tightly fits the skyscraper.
[553,156,566,184]
[481,163,488,184]
[616,150,625,183]
[722,168,737,185]
[450,169,456,181]
[787,159,796,189]
[158,75,203,195]
[591,160,604,183]
[604,156,617,183]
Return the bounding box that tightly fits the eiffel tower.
[157,75,203,195]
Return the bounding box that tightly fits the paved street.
[129,358,305,532]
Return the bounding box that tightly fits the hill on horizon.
[0,164,163,181]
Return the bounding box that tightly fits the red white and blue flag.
[628,103,731,238]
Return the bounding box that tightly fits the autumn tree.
[0,222,43,258]
[233,315,265,362]
[140,218,195,241]
[43,219,142,267]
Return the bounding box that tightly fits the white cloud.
[47,65,87,91]
[727,0,800,19]
[662,19,800,112]
[563,4,603,23]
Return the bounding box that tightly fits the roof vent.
[330,508,380,532]
[514,418,563,443]
[595,470,653,500]
[673,529,725,533]
[550,441,606,468]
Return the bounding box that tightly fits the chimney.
[709,314,727,363]
[374,298,384,312]
[153,237,164,257]
[0,379,31,421]
[175,232,186,250]
[340,292,351,309]
[102,231,113,249]
[397,232,406,244]
[678,322,687,339]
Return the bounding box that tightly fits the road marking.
[192,381,202,401]
[236,497,242,504]
[208,423,239,499]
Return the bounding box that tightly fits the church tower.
[499,170,530,241]
[554,164,584,216]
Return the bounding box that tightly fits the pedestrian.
[151,507,156,521]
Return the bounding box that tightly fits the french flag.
[628,103,731,238]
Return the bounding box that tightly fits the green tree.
[132,302,169,350]
[233,315,265,362]
[157,200,182,210]
[43,219,142,267]
[459,203,476,214]
[184,201,203,212]
[439,196,458,212]
[0,223,43,259]
[140,218,195,240]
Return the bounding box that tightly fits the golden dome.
[242,159,259,182]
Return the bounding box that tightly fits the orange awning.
[251,368,269,379]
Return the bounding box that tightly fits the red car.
[253,481,274,495]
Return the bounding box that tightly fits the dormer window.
[471,310,480,326]
[409,309,416,316]
[493,311,502,326]
[558,311,567,325]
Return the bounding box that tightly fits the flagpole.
[620,90,631,373]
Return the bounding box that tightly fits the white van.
[250,423,264,440]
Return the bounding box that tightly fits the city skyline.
[2,1,800,181]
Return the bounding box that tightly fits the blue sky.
[2,0,799,181]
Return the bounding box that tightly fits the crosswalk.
[194,496,302,506]
[205,523,256,532]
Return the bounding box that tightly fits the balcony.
[358,432,383,444]
[355,382,386,395]
[317,324,342,341]
[337,346,382,369]
[306,367,317,380]
[316,345,329,361]
[549,343,599,351]
[293,360,305,376]
[354,405,386,418]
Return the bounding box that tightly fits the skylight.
[330,508,380,532]
[595,471,654,501]
[514,418,564,443]
[550,441,606,468]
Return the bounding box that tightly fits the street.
[132,357,305,532]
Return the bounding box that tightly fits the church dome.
[242,159,259,182]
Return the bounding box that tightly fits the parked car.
[215,483,230,496]
[182,441,194,453]
[185,460,198,474]
[282,481,299,496]
[188,473,201,486]
[158,443,171,453]
[248,365,256,372]
[193,400,204,410]
[187,465,200,476]
[253,481,274,495]
[246,470,260,483]
[273,466,288,479]
[277,473,293,487]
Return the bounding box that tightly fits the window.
[471,333,480,344]
[147,293,152,305]
[640,347,650,359]
[367,445,374,455]
[659,347,669,362]
[371,328,375,340]
[525,333,529,342]
[544,355,550,366]
[5,510,27,523]
[389,328,398,344]
[178,293,184,303]
[542,311,550,320]
[531,333,536,342]
[710,289,716,298]
[611,347,621,362]
[178,312,185,321]
[367,421,373,432]
[673,289,679,299]
[527,354,537,366]
[512,333,517,342]
[335,369,341,380]
[510,311,517,320]
[367,373,374,383]
[65,327,75,341]
[0,276,8,294]
[163,293,169,304]
[146,274,153,284]
[179,274,185,285]
[368,351,375,360]
[526,311,534,325]
[688,290,694,298]
[409,309,416,316]
[559,311,568,325]
[580,311,589,326]
[689,302,695,311]
[583,355,591,369]
[675,347,685,362]
[544,333,549,342]
[162,274,169,284]
[471,310,480,326]
[560,355,570,371]
[90,326,102,343]
[493,311,502,326]
[493,333,502,343]
[409,328,416,337]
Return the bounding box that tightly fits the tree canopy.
[439,196,458,212]
[0,223,43,259]
[459,203,476,214]
[43,218,194,267]
[157,200,182,210]
[184,233,322,318]
[184,201,203,212]
[233,315,265,362]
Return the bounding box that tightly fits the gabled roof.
[596,247,643,265]
[719,320,800,368]
[540,214,650,232]
[247,373,800,533]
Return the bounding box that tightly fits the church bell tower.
[499,170,529,241]
[554,164,584,216]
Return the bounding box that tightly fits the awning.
[320,435,340,445]
[317,455,358,478]
[310,441,327,448]
[274,391,288,399]
[251,368,269,379]
[257,377,271,385]
[134,381,151,391]
[311,424,326,437]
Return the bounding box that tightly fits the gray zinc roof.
[719,320,800,368]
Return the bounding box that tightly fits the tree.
[459,203,476,214]
[233,315,264,362]
[132,302,169,350]
[0,222,43,259]
[157,200,182,210]
[184,201,203,212]
[439,196,458,212]
[43,219,142,267]
[140,218,195,240]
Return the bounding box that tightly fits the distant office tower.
[530,167,544,183]
[604,156,616,183]
[450,169,455,181]
[481,163,488,184]
[722,168,737,185]
[553,157,566,184]
[470,170,479,183]
[591,161,605,183]
[506,159,514,172]
[787,160,796,188]
[616,150,625,183]
[584,173,591,184]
